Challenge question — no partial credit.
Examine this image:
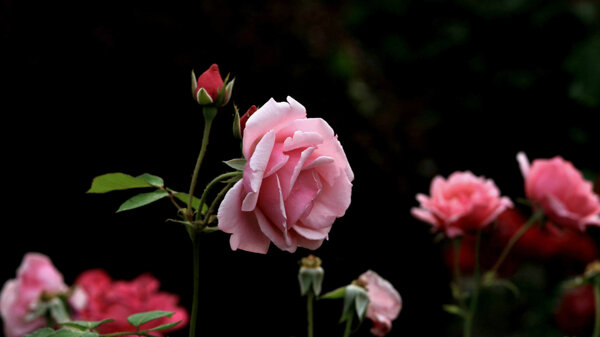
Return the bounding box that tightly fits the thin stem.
[196,171,242,222]
[189,234,201,337]
[187,107,217,222]
[593,277,600,337]
[452,238,468,312]
[489,208,544,275]
[342,313,354,337]
[464,230,482,337]
[202,180,238,225]
[307,291,314,337]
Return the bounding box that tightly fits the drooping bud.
[192,64,234,107]
[298,255,324,296]
[341,282,370,323]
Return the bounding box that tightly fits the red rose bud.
[191,64,234,107]
[554,284,594,336]
[238,105,257,137]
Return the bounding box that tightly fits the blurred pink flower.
[0,253,68,337]
[74,269,188,336]
[218,96,354,253]
[358,270,402,337]
[411,171,513,238]
[517,152,600,231]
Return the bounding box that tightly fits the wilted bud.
[191,64,234,107]
[298,255,324,296]
[341,283,370,323]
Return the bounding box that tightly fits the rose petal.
[218,181,270,253]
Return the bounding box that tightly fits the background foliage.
[1,0,599,336]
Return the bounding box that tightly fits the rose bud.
[191,64,234,107]
[517,152,600,231]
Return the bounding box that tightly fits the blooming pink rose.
[0,253,68,337]
[358,270,402,337]
[411,171,513,238]
[517,152,600,231]
[217,96,354,253]
[74,269,188,336]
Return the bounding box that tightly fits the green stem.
[307,291,314,337]
[464,230,482,337]
[189,234,201,337]
[197,171,242,222]
[342,313,354,337]
[187,107,217,222]
[593,277,600,337]
[452,238,468,312]
[202,180,238,225]
[489,208,544,275]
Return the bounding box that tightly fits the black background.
[1,0,599,336]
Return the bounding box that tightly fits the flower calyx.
[298,255,324,296]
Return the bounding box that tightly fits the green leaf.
[117,190,169,212]
[137,173,164,187]
[25,328,55,337]
[60,319,115,331]
[127,311,174,328]
[320,286,346,300]
[49,330,99,337]
[87,173,152,194]
[148,320,182,331]
[223,158,246,171]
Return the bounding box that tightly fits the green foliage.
[127,310,174,328]
[60,319,115,331]
[25,328,55,337]
[117,190,169,212]
[87,173,153,193]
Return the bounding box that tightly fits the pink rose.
[0,253,68,337]
[358,270,402,337]
[192,64,234,106]
[411,171,513,238]
[74,269,188,336]
[218,96,354,253]
[517,152,600,231]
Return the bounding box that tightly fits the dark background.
[1,0,599,336]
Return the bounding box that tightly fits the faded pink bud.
[0,253,69,337]
[217,96,354,253]
[358,270,402,337]
[517,152,600,231]
[412,171,513,238]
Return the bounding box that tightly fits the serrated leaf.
[49,330,99,337]
[87,173,152,194]
[127,311,174,328]
[117,190,169,212]
[443,304,466,317]
[148,320,181,331]
[25,328,55,337]
[320,286,346,300]
[60,319,115,331]
[223,158,246,171]
[137,173,164,187]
